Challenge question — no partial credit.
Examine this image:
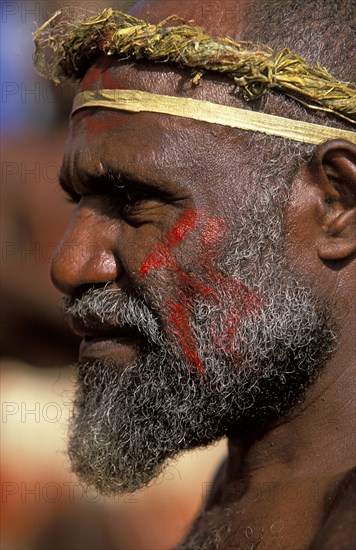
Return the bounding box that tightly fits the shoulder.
[309,467,356,550]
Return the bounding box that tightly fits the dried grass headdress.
[33,7,356,124]
[33,8,355,144]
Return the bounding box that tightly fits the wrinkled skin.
[51,0,356,548]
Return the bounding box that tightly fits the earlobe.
[309,140,356,261]
[317,207,356,260]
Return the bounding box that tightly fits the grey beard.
[65,274,335,496]
[64,173,336,496]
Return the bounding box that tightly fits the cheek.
[139,209,262,375]
[196,216,263,356]
[139,208,200,277]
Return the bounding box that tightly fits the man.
[34,0,355,548]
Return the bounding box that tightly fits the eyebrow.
[58,159,171,200]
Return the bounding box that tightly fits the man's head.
[43,0,355,494]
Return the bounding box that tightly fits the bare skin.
[51,1,356,548]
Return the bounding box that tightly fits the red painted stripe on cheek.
[139,208,199,278]
[165,208,199,247]
[201,216,227,247]
[140,209,204,375]
[139,209,262,376]
[139,244,175,277]
[166,301,205,376]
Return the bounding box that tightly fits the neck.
[226,341,355,494]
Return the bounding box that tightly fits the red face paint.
[166,301,205,376]
[81,66,104,91]
[81,64,119,91]
[140,209,262,376]
[79,67,132,141]
[84,115,124,141]
[139,208,200,277]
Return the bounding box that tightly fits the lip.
[79,335,143,362]
[65,314,136,339]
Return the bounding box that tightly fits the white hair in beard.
[65,149,336,496]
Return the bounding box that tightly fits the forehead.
[65,0,253,188]
[78,54,248,111]
[64,58,251,203]
[62,0,262,201]
[73,57,248,156]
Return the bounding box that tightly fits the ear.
[308,139,356,261]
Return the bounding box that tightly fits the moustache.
[62,287,163,345]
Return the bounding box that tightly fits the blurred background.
[1,1,226,549]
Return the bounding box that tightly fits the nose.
[51,205,121,296]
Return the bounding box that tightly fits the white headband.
[72,89,356,145]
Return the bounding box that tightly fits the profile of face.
[51,50,336,494]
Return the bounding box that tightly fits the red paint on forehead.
[81,62,126,92]
[84,114,124,140]
[81,66,104,91]
[101,69,122,90]
[78,65,131,141]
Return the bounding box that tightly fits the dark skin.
[51,1,356,547]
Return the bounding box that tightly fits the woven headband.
[72,89,356,145]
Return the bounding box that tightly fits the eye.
[113,184,170,226]
[123,186,152,206]
[115,183,166,213]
